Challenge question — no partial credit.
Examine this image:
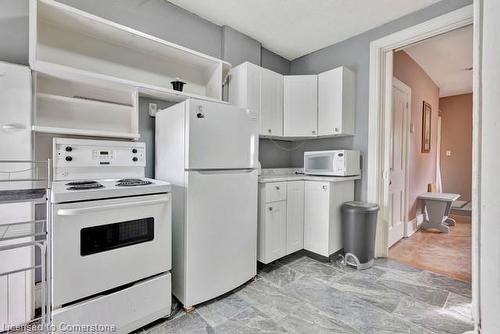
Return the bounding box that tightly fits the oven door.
[52,193,171,306]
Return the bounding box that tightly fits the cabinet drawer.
[265,182,287,202]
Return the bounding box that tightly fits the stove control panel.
[53,138,146,180]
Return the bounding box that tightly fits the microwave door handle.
[56,198,169,216]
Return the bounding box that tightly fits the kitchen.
[1,0,496,333]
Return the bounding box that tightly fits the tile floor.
[136,252,473,334]
[389,215,471,282]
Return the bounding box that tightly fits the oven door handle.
[56,198,169,216]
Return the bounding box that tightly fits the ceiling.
[404,25,473,97]
[167,0,441,60]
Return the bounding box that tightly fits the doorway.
[385,25,473,282]
[366,3,479,330]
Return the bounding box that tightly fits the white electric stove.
[50,138,172,334]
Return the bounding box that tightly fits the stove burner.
[66,180,99,186]
[116,178,153,187]
[67,182,104,190]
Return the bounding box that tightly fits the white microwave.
[304,150,361,176]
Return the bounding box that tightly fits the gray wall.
[59,0,222,59]
[0,0,472,195]
[222,26,261,67]
[289,0,472,199]
[261,48,291,75]
[0,0,291,173]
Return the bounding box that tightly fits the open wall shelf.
[29,0,230,103]
[33,73,140,140]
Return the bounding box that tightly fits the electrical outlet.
[148,103,158,117]
[446,150,452,157]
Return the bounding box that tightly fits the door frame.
[390,77,412,240]
[367,3,478,328]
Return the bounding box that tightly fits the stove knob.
[132,157,138,162]
[132,148,138,154]
[65,146,72,152]
[65,156,73,162]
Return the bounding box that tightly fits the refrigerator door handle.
[189,169,255,175]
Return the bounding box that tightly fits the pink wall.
[439,94,473,201]
[393,50,440,220]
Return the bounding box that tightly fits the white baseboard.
[406,214,424,237]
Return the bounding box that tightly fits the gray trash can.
[341,201,379,270]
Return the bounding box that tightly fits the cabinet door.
[261,201,287,263]
[229,62,261,120]
[304,181,330,257]
[0,63,32,163]
[260,68,283,136]
[283,75,318,137]
[286,181,304,254]
[318,67,355,136]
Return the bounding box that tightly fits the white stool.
[418,192,460,233]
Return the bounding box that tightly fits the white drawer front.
[52,273,171,334]
[265,182,287,202]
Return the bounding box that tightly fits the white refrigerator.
[155,99,258,309]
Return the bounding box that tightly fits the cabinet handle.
[268,129,272,133]
[268,207,273,211]
[322,185,328,190]
[275,186,280,190]
[312,130,316,135]
[334,127,339,132]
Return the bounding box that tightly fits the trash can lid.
[342,201,379,212]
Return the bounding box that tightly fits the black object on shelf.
[171,78,186,92]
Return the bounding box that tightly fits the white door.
[260,68,283,136]
[186,99,258,169]
[284,75,318,137]
[0,62,33,327]
[304,181,330,256]
[264,201,287,262]
[185,169,257,306]
[286,181,304,254]
[388,78,410,247]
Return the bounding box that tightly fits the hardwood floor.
[389,215,471,282]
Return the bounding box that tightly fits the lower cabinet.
[258,180,355,263]
[260,201,287,263]
[304,181,355,257]
[258,181,304,264]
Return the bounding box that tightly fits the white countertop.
[258,173,360,183]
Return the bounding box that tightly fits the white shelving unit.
[29,0,231,139]
[29,0,230,102]
[33,72,140,140]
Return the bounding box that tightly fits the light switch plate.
[446,150,452,156]
[410,123,415,133]
[148,103,158,117]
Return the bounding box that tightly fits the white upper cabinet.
[229,62,283,136]
[318,67,355,136]
[229,62,261,120]
[260,68,283,136]
[283,75,318,137]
